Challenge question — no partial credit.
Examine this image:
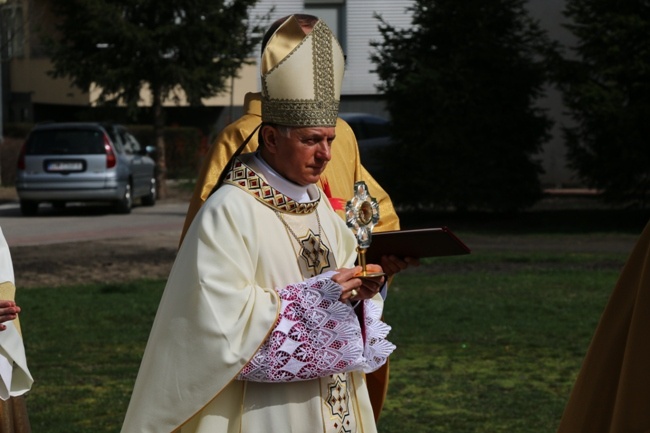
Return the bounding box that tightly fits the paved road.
[0,200,189,247]
[0,196,642,255]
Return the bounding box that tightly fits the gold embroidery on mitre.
[224,159,319,214]
[261,18,345,127]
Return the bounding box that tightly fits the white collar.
[251,152,318,203]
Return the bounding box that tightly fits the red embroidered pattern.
[237,275,396,382]
[238,275,363,382]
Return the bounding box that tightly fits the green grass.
[378,251,622,433]
[19,281,164,432]
[17,249,626,432]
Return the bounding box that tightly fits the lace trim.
[237,274,363,382]
[237,275,396,382]
[360,300,396,373]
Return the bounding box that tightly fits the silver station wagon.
[15,122,156,216]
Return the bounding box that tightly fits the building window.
[304,1,345,50]
[0,2,25,59]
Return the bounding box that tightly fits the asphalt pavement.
[0,200,189,247]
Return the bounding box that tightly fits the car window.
[340,115,391,140]
[125,132,142,153]
[363,119,391,139]
[118,129,133,154]
[103,126,123,151]
[26,129,105,155]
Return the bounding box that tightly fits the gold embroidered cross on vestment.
[275,209,331,276]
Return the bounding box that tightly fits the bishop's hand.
[332,265,385,302]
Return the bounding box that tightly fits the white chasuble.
[121,154,385,433]
[0,228,33,400]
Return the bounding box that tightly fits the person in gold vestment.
[0,227,33,433]
[556,219,650,433]
[121,16,396,433]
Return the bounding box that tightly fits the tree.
[370,0,557,212]
[556,0,650,208]
[45,0,267,198]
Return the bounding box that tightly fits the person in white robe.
[121,16,395,433]
[0,227,34,432]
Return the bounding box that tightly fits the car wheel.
[20,200,39,216]
[114,183,133,214]
[141,177,156,206]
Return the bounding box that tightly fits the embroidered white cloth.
[238,273,395,382]
[361,300,396,372]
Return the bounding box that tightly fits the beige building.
[0,0,409,123]
[0,0,259,129]
[1,0,580,188]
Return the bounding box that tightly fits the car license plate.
[46,161,84,172]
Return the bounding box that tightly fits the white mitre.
[260,16,345,127]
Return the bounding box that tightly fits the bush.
[370,0,557,212]
[127,125,205,180]
[0,137,24,186]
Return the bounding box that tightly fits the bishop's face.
[262,125,335,186]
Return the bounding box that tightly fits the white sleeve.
[359,299,396,373]
[0,228,33,398]
[0,351,12,400]
[238,272,395,382]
